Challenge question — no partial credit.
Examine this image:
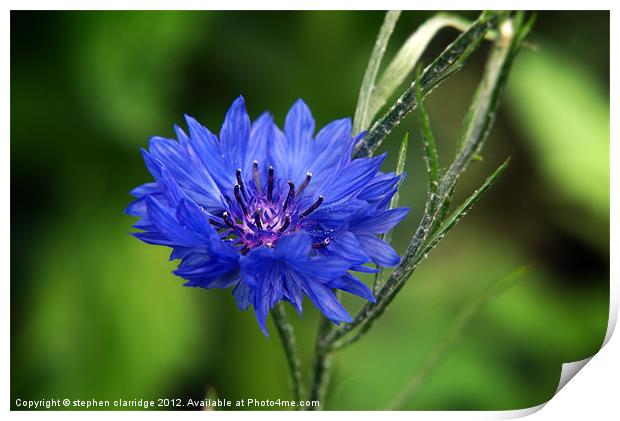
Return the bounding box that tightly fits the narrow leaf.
[454,14,525,159]
[370,13,494,120]
[353,11,401,134]
[354,10,501,159]
[322,13,532,350]
[420,158,510,259]
[389,132,409,211]
[373,133,409,293]
[414,67,439,194]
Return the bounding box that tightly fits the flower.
[126,96,408,335]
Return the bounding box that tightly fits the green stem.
[324,13,527,351]
[308,314,335,410]
[272,303,304,405]
[353,11,500,159]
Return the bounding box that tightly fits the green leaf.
[454,16,516,157]
[374,133,409,294]
[370,13,494,121]
[414,67,439,194]
[420,158,511,260]
[322,13,532,351]
[354,10,501,158]
[390,132,409,211]
[353,11,401,134]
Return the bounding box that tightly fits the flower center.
[209,162,325,254]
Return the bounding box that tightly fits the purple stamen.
[253,160,261,192]
[312,238,331,249]
[296,171,312,198]
[267,166,274,202]
[254,208,263,229]
[234,185,248,215]
[300,195,324,218]
[283,181,295,212]
[278,214,291,233]
[236,168,248,201]
[209,218,226,229]
[217,166,327,251]
[222,212,236,229]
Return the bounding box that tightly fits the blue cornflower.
[126,97,408,335]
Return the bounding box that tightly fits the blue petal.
[275,99,316,183]
[293,257,351,282]
[327,231,371,266]
[273,231,313,260]
[170,247,192,261]
[319,153,386,205]
[356,234,401,267]
[252,264,286,336]
[302,118,354,190]
[130,182,159,198]
[357,173,402,202]
[351,265,380,274]
[284,99,315,158]
[307,199,367,230]
[351,207,410,234]
[184,114,235,192]
[220,96,251,170]
[145,196,203,247]
[175,199,217,240]
[328,273,376,303]
[132,231,176,246]
[125,196,148,217]
[302,280,352,324]
[233,281,253,310]
[282,271,304,315]
[246,112,275,177]
[177,251,240,289]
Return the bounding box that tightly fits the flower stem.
[324,13,528,352]
[353,10,501,159]
[272,303,304,405]
[308,314,334,410]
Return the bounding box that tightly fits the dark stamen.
[267,166,274,202]
[296,172,312,198]
[278,214,291,233]
[235,168,248,201]
[234,185,248,215]
[222,212,236,229]
[312,238,331,249]
[209,218,226,229]
[254,208,263,229]
[253,161,262,192]
[300,195,324,218]
[283,181,295,212]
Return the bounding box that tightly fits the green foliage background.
[11,11,609,410]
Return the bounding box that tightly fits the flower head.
[126,96,408,334]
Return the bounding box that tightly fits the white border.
[3,1,617,419]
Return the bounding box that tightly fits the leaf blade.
[373,133,409,294]
[353,11,401,134]
[420,158,511,260]
[370,13,485,120]
[354,10,501,159]
[414,66,439,194]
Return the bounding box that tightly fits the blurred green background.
[11,11,609,410]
